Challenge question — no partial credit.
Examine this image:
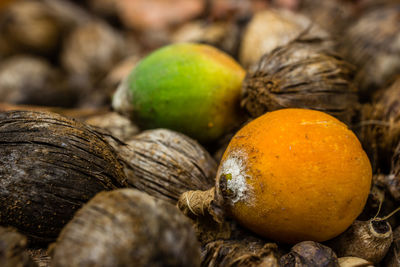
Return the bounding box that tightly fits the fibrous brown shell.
[383,225,400,267]
[28,249,51,267]
[202,238,280,267]
[0,111,127,244]
[241,38,358,125]
[0,0,89,56]
[340,4,400,101]
[299,0,355,37]
[172,19,241,57]
[85,112,139,141]
[60,20,126,96]
[327,219,393,264]
[239,9,329,69]
[115,129,217,204]
[50,189,201,267]
[359,77,400,173]
[0,56,78,107]
[280,241,339,267]
[337,257,373,267]
[0,1,62,55]
[387,140,400,201]
[0,226,36,267]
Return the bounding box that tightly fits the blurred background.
[0,0,397,114]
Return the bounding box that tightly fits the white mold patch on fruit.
[220,153,252,204]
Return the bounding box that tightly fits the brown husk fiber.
[359,77,400,173]
[241,37,357,125]
[0,226,36,267]
[114,129,217,204]
[50,188,201,267]
[0,110,127,244]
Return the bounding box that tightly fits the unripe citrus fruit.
[112,43,246,144]
[217,108,372,243]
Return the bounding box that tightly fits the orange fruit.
[217,108,372,243]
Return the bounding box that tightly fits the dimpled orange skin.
[217,108,372,244]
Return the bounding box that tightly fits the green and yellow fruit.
[112,43,246,144]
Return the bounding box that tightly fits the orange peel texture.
[217,108,372,244]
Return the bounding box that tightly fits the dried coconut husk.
[338,257,373,267]
[0,56,78,107]
[386,140,400,202]
[0,0,90,56]
[0,110,127,244]
[87,0,119,20]
[90,55,142,108]
[27,249,51,267]
[60,20,127,97]
[171,19,241,57]
[241,38,358,125]
[238,8,330,69]
[340,4,400,101]
[357,176,387,221]
[299,0,356,37]
[0,102,109,122]
[327,218,393,264]
[0,227,36,267]
[383,225,400,267]
[50,188,201,267]
[85,112,139,141]
[0,1,62,55]
[280,241,339,266]
[202,238,280,267]
[41,0,92,27]
[108,129,217,204]
[358,77,400,173]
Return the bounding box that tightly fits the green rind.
[127,43,245,143]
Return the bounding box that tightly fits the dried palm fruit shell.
[50,189,201,267]
[0,227,36,267]
[27,249,51,267]
[299,0,355,37]
[171,19,241,57]
[112,129,217,204]
[202,238,280,267]
[0,1,62,55]
[0,111,127,244]
[383,225,400,267]
[280,241,339,266]
[85,112,139,141]
[0,56,78,107]
[60,20,126,91]
[327,219,393,264]
[239,8,329,69]
[340,4,400,101]
[359,77,400,173]
[338,257,373,267]
[386,140,400,202]
[241,38,358,124]
[0,0,90,56]
[87,0,118,19]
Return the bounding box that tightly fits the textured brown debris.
[280,241,339,266]
[0,56,78,107]
[112,129,217,204]
[327,219,393,264]
[202,238,280,267]
[359,77,400,172]
[340,4,400,101]
[0,110,127,244]
[241,38,357,125]
[0,227,37,267]
[239,8,329,68]
[50,188,201,267]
